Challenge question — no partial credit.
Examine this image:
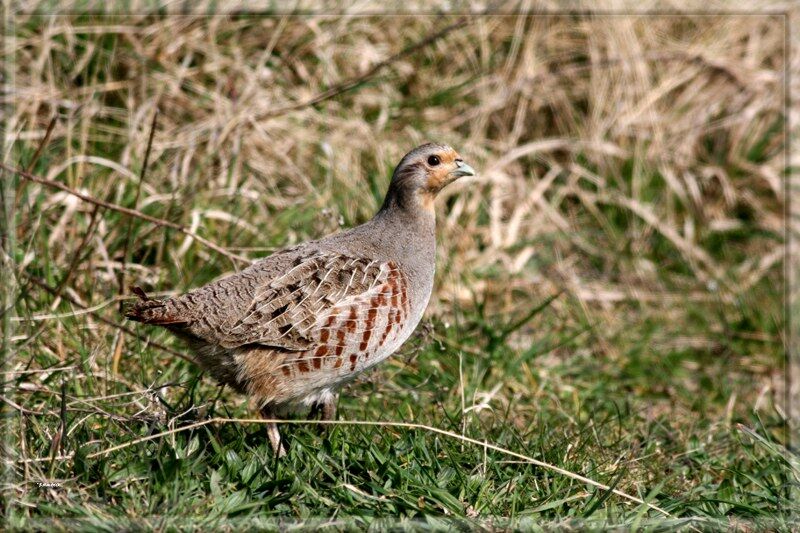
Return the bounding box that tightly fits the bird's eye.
[427,155,441,166]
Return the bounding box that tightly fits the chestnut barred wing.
[215,252,404,353]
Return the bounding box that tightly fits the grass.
[2,6,796,530]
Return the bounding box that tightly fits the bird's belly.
[337,286,429,380]
[305,310,423,393]
[238,305,426,406]
[355,314,420,372]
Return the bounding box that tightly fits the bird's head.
[381,143,476,214]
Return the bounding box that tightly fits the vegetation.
[3,6,794,530]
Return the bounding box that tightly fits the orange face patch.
[419,148,461,209]
[424,149,460,192]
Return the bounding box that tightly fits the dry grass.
[3,4,792,528]
[10,12,785,279]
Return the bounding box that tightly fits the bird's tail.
[124,286,188,326]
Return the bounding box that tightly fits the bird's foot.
[259,406,287,458]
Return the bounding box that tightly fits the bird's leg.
[308,394,338,436]
[320,394,338,422]
[259,404,286,458]
[311,393,338,434]
[310,394,337,420]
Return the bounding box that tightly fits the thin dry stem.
[2,162,251,265]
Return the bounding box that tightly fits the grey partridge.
[126,143,476,455]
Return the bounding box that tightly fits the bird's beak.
[451,160,476,178]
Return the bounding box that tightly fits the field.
[2,5,796,530]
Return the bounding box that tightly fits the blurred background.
[4,3,794,527]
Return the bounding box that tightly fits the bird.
[125,143,476,456]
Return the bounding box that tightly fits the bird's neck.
[374,194,436,238]
[378,177,438,216]
[370,196,437,271]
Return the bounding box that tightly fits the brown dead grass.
[10,10,785,299]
